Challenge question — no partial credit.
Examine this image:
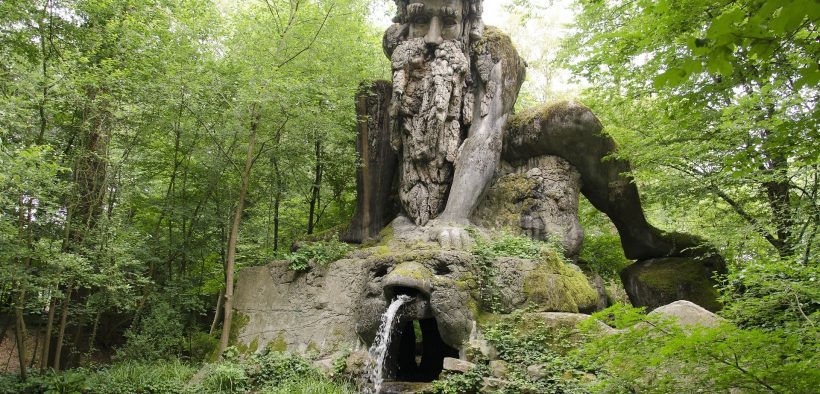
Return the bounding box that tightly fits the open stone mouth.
[381,287,459,382]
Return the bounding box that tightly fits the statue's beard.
[390,38,471,226]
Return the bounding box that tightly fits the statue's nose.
[383,262,433,299]
[424,16,443,47]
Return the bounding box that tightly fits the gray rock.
[345,350,369,375]
[494,257,599,314]
[649,300,723,328]
[473,155,584,258]
[620,257,723,312]
[232,259,368,356]
[526,364,547,380]
[481,377,509,393]
[489,360,509,378]
[466,339,498,361]
[442,357,475,373]
[313,358,334,374]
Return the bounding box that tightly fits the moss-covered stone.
[621,257,722,312]
[472,173,536,230]
[228,311,249,345]
[521,257,599,313]
[507,101,590,130]
[267,332,287,352]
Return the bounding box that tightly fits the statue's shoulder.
[472,26,524,69]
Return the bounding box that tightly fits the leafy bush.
[190,331,219,362]
[434,310,587,394]
[199,362,248,393]
[718,257,819,329]
[431,363,489,394]
[575,304,820,393]
[115,301,185,362]
[287,240,353,272]
[244,350,319,386]
[0,361,196,394]
[578,232,630,279]
[259,377,355,394]
[470,230,570,312]
[0,370,88,394]
[86,360,197,394]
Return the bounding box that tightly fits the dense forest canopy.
[0,0,817,392]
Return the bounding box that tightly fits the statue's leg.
[501,101,714,261]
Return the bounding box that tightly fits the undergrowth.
[286,239,354,272]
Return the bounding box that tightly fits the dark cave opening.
[385,318,459,382]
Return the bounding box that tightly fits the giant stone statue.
[233,0,726,390]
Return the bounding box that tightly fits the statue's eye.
[411,14,430,25]
[442,16,457,27]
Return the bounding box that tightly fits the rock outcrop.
[233,222,601,357]
[620,257,723,312]
[648,300,723,327]
[473,155,583,258]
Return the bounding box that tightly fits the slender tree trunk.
[14,198,33,380]
[29,333,38,369]
[217,110,259,358]
[14,288,28,380]
[307,139,322,234]
[88,310,101,356]
[273,196,281,253]
[271,148,282,253]
[53,286,73,371]
[40,297,56,370]
[209,288,225,336]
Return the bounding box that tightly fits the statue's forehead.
[410,0,463,12]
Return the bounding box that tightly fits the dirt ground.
[0,329,41,374]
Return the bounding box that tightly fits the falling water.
[366,294,413,394]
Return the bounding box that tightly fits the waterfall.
[366,294,413,394]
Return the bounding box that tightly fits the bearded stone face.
[390,17,472,226]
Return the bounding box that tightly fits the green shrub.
[431,364,489,394]
[286,240,353,272]
[115,301,185,362]
[575,304,820,393]
[578,232,630,279]
[244,351,318,387]
[0,370,88,394]
[86,360,196,394]
[433,310,587,394]
[200,362,248,393]
[719,257,820,329]
[259,377,355,394]
[190,331,219,362]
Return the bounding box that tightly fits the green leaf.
[771,1,806,33]
[706,8,745,38]
[654,68,688,88]
[706,50,734,75]
[796,66,820,88]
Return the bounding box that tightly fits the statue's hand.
[427,218,473,250]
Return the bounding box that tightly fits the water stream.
[366,294,413,394]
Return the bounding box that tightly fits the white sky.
[369,0,580,102]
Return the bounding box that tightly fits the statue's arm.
[439,27,526,223]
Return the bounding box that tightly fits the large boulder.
[473,155,584,259]
[494,257,598,314]
[620,257,723,312]
[648,300,723,328]
[233,259,369,356]
[234,222,602,356]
